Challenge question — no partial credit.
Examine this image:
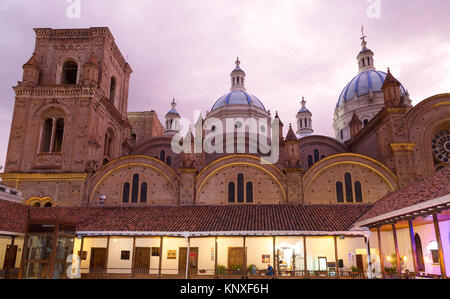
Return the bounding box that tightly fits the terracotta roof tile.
[25,204,372,232]
[0,199,28,233]
[358,167,450,222]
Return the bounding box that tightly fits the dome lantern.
[230,57,246,91]
[165,98,181,133]
[357,26,376,74]
[296,97,314,138]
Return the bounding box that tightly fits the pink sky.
[0,0,449,168]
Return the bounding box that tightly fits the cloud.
[0,0,449,166]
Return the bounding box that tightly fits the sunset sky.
[0,0,449,167]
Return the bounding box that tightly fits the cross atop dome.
[235,57,241,70]
[360,25,367,48]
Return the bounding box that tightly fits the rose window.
[432,129,450,164]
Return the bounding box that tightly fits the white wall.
[414,219,450,276]
[107,237,133,274]
[305,237,335,271]
[246,237,274,271]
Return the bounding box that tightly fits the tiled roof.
[0,199,28,233]
[26,204,372,233]
[285,125,298,142]
[358,167,450,222]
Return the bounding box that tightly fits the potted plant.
[247,264,258,275]
[216,264,227,275]
[351,266,362,278]
[230,264,242,275]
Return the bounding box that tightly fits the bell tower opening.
[62,60,78,84]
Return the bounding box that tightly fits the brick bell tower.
[2,28,133,207]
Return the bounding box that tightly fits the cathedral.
[0,27,448,280]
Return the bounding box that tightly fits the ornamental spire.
[360,25,367,49]
[230,57,246,91]
[357,26,375,73]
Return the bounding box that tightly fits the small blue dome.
[298,107,311,113]
[337,70,407,107]
[211,90,266,111]
[166,109,179,115]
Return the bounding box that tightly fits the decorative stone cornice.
[179,168,197,174]
[284,168,304,173]
[390,143,416,152]
[13,85,96,97]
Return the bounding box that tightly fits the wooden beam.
[48,223,59,279]
[334,236,339,278]
[433,213,447,279]
[391,223,402,275]
[158,236,163,278]
[377,226,385,279]
[214,236,218,278]
[366,237,373,279]
[79,236,85,278]
[104,236,110,278]
[185,237,190,279]
[131,236,136,278]
[273,236,277,278]
[303,236,308,277]
[408,219,418,275]
[243,236,247,279]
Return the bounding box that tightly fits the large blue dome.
[337,70,407,107]
[211,90,266,111]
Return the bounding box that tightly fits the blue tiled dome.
[337,70,407,107]
[211,90,266,111]
[166,109,179,115]
[298,107,311,113]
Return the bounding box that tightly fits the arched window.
[44,202,52,208]
[414,234,425,272]
[109,77,116,103]
[103,131,113,159]
[131,174,139,203]
[40,118,53,153]
[166,156,172,166]
[228,182,235,203]
[140,182,148,203]
[53,118,64,153]
[62,60,78,84]
[122,182,130,203]
[363,119,369,127]
[40,118,65,153]
[345,173,353,202]
[340,129,344,140]
[237,173,244,203]
[307,155,313,168]
[246,182,253,203]
[300,119,303,128]
[304,118,308,127]
[336,182,344,203]
[354,181,363,202]
[314,149,320,163]
[160,150,165,162]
